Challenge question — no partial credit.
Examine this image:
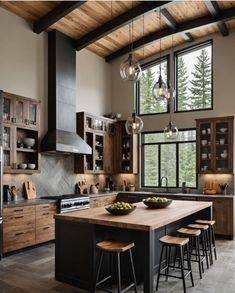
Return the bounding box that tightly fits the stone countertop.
[118,191,235,199]
[89,191,119,198]
[55,200,212,231]
[3,198,56,208]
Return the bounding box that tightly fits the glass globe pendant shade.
[164,121,179,140]
[120,53,142,82]
[152,75,168,100]
[125,112,143,135]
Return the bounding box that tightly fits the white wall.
[0,8,111,135]
[76,49,111,116]
[0,8,48,134]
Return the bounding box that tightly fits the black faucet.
[160,176,169,193]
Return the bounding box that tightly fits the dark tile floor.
[0,240,234,292]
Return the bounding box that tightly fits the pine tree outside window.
[137,56,169,115]
[141,129,197,188]
[175,41,212,112]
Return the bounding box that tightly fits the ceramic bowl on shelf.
[28,163,36,170]
[23,138,35,149]
[221,153,228,159]
[220,128,227,133]
[201,140,207,146]
[201,153,207,159]
[19,163,27,169]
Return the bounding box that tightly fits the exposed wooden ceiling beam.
[204,0,229,36]
[106,6,235,62]
[33,1,87,34]
[74,1,172,50]
[161,8,194,42]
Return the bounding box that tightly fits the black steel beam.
[161,8,193,42]
[204,1,229,36]
[106,6,235,62]
[33,1,87,34]
[182,32,194,42]
[75,1,172,50]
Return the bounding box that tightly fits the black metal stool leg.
[196,236,202,279]
[212,226,217,260]
[207,228,213,265]
[156,244,164,291]
[95,251,104,290]
[166,246,171,281]
[186,243,194,287]
[129,249,138,293]
[179,246,186,293]
[203,231,210,269]
[117,252,121,293]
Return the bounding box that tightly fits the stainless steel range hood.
[41,30,91,155]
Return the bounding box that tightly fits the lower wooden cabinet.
[35,203,56,244]
[90,195,117,208]
[202,198,234,238]
[3,202,56,253]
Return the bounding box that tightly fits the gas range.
[40,194,90,213]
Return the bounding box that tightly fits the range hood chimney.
[41,30,91,155]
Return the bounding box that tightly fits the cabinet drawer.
[36,211,55,227]
[36,225,55,244]
[36,203,56,213]
[36,204,56,227]
[3,213,35,232]
[4,205,35,217]
[3,228,35,253]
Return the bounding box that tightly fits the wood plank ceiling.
[1,1,235,62]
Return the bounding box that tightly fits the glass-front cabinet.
[2,91,40,174]
[75,112,115,174]
[3,92,40,129]
[3,125,12,170]
[3,96,13,123]
[196,116,233,174]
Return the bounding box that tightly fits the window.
[142,130,197,188]
[137,57,169,115]
[175,41,212,112]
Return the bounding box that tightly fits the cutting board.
[23,181,36,199]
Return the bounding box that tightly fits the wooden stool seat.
[177,227,201,237]
[159,235,189,246]
[195,219,215,226]
[96,241,134,253]
[187,224,209,230]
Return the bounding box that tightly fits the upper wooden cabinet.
[114,121,138,174]
[2,91,41,174]
[3,92,40,129]
[75,112,115,174]
[196,116,233,174]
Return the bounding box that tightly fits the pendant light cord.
[159,8,162,77]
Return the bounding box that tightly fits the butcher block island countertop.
[55,200,212,231]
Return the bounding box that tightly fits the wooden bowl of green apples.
[106,201,136,215]
[143,197,172,209]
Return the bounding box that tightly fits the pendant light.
[125,112,143,135]
[164,120,178,140]
[125,14,145,135]
[152,8,167,100]
[120,8,142,82]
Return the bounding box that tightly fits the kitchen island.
[55,200,212,293]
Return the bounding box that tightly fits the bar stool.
[95,240,137,293]
[187,223,211,268]
[195,219,217,263]
[156,235,194,293]
[177,228,204,279]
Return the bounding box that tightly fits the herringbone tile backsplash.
[3,155,137,199]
